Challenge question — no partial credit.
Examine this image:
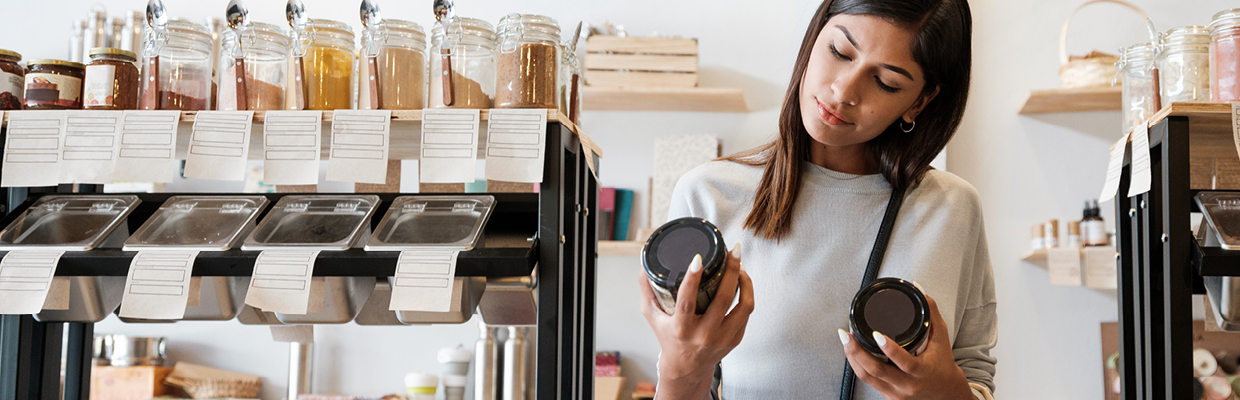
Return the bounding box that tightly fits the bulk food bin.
[119,196,269,322]
[362,196,494,324]
[239,195,379,324]
[0,195,140,322]
[1194,192,1240,330]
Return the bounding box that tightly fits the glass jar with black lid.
[642,217,727,315]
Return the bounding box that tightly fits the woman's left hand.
[838,294,975,400]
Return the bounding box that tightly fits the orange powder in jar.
[303,46,354,110]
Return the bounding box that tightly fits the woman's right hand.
[638,244,754,400]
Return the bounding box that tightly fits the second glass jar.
[1158,26,1211,104]
[495,14,560,109]
[301,19,356,111]
[1211,8,1240,102]
[429,17,496,109]
[141,19,214,110]
[1120,43,1159,135]
[85,47,140,110]
[217,22,290,111]
[359,19,427,110]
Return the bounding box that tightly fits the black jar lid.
[642,217,726,289]
[850,277,930,355]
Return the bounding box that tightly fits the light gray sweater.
[667,160,998,399]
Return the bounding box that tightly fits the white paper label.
[1084,246,1119,289]
[326,110,391,184]
[184,111,254,181]
[1083,220,1107,245]
[118,251,199,320]
[1232,102,1240,163]
[3,110,67,187]
[1047,247,1082,286]
[84,65,117,108]
[390,249,461,312]
[420,109,480,184]
[1099,131,1130,203]
[0,250,66,314]
[484,109,547,183]
[263,110,322,185]
[1127,123,1151,197]
[113,110,181,183]
[244,250,320,314]
[60,110,123,184]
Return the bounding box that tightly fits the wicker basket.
[166,376,262,399]
[1058,0,1150,89]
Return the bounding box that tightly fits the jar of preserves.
[494,14,560,109]
[301,19,356,110]
[359,19,426,110]
[429,17,496,109]
[0,49,24,110]
[1157,26,1211,104]
[85,47,140,110]
[24,59,86,110]
[1210,9,1240,102]
[1119,43,1158,135]
[141,19,215,110]
[217,22,290,111]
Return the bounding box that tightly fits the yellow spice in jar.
[303,45,354,110]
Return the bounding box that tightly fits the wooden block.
[420,182,465,193]
[487,180,537,193]
[90,365,174,400]
[355,160,402,193]
[277,185,318,193]
[594,376,625,400]
[1018,87,1121,114]
[586,36,697,55]
[585,71,697,88]
[582,87,747,112]
[585,54,697,73]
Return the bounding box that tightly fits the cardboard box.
[90,365,174,400]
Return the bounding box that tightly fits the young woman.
[637,0,996,399]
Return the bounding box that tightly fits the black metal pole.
[63,322,93,400]
[1159,117,1194,399]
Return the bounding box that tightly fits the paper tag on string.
[1127,123,1151,197]
[1099,131,1130,203]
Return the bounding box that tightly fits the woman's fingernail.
[690,254,703,272]
[873,331,888,347]
[913,281,925,292]
[838,329,850,346]
[731,242,742,256]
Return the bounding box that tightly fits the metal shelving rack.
[0,114,599,400]
[1113,103,1240,400]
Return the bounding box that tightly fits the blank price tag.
[61,110,123,184]
[113,110,181,183]
[2,110,67,187]
[184,111,255,181]
[326,110,391,184]
[390,249,461,312]
[244,250,320,314]
[1127,123,1151,197]
[0,251,66,314]
[1099,131,1130,203]
[420,109,480,184]
[263,110,322,185]
[118,251,199,320]
[485,109,547,183]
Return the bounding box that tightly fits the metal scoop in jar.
[286,0,309,110]
[360,0,384,110]
[226,0,251,111]
[433,0,456,106]
[142,0,168,110]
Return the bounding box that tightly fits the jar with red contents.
[1209,9,1240,102]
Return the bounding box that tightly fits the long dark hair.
[725,0,972,241]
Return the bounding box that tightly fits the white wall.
[2,0,1234,399]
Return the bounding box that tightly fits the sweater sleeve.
[954,221,998,394]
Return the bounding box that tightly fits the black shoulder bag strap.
[840,186,907,400]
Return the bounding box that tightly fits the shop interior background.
[1,0,1235,399]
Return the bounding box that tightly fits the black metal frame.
[0,121,598,400]
[1114,116,1240,399]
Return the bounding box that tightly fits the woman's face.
[799,14,937,148]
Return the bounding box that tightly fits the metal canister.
[107,335,166,367]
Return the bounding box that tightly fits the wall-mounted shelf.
[582,87,747,112]
[598,240,643,256]
[1021,249,1048,261]
[1018,87,1121,114]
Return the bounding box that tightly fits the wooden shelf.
[598,240,643,256]
[1021,249,1048,261]
[581,87,747,112]
[1018,86,1121,114]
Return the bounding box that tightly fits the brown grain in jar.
[0,49,24,110]
[494,14,560,109]
[85,47,140,110]
[24,59,85,110]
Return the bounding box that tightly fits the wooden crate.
[585,36,698,88]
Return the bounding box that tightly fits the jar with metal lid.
[217,22,290,111]
[24,59,85,110]
[85,47,140,110]
[141,19,215,110]
[0,49,24,110]
[1118,43,1159,135]
[429,17,496,109]
[495,14,560,109]
[1158,26,1211,104]
[300,19,356,110]
[359,19,426,110]
[1210,9,1240,102]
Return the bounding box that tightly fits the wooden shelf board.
[581,86,747,112]
[1021,249,1048,261]
[598,240,643,256]
[1018,86,1121,115]
[1148,101,1232,134]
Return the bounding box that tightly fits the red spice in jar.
[1210,9,1240,102]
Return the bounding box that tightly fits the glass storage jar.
[429,17,496,109]
[1158,26,1211,104]
[359,19,426,110]
[24,59,85,110]
[217,22,290,111]
[0,49,24,110]
[558,40,582,124]
[141,19,214,110]
[1119,43,1159,135]
[301,19,356,110]
[1210,9,1240,102]
[85,47,140,110]
[495,14,560,109]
